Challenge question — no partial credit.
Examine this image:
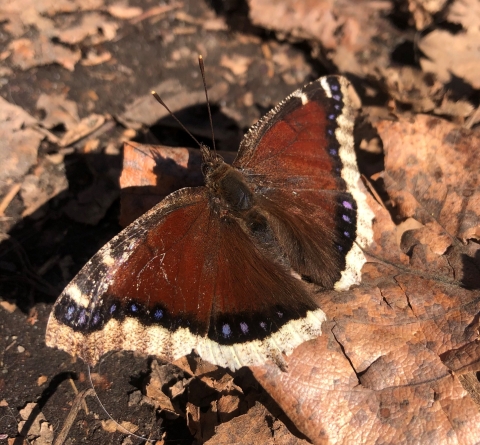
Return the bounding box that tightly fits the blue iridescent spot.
[330,83,339,91]
[240,322,249,334]
[277,311,283,318]
[328,114,336,120]
[222,323,232,338]
[65,305,75,320]
[332,94,341,101]
[260,321,267,330]
[329,148,337,155]
[327,128,334,135]
[130,303,138,312]
[92,312,101,326]
[78,309,87,325]
[154,309,163,320]
[110,303,117,314]
[342,200,353,210]
[337,244,343,251]
[344,231,350,238]
[342,214,351,223]
[334,104,341,110]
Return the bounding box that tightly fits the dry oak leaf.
[119,142,236,226]
[36,93,80,131]
[251,264,480,444]
[0,97,42,182]
[204,402,309,445]
[247,0,396,78]
[447,0,480,34]
[376,114,480,293]
[245,116,480,443]
[8,35,81,71]
[419,30,480,89]
[53,12,118,45]
[376,115,480,245]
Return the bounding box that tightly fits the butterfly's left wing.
[46,187,326,370]
[233,76,374,290]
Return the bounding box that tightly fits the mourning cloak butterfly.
[46,76,373,371]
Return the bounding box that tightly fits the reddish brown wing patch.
[235,91,340,192]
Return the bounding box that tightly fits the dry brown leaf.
[0,0,104,37]
[248,0,394,78]
[383,67,442,113]
[251,261,480,443]
[376,115,480,244]
[419,30,480,89]
[20,159,68,218]
[447,0,480,33]
[0,97,42,182]
[107,4,143,19]
[36,93,80,131]
[53,12,118,45]
[145,361,176,413]
[80,50,112,66]
[435,96,474,119]
[117,79,229,130]
[18,402,54,443]
[59,114,106,147]
[0,301,17,313]
[8,36,81,71]
[119,142,236,227]
[0,0,54,37]
[220,54,252,77]
[204,402,308,445]
[407,0,448,29]
[37,375,48,386]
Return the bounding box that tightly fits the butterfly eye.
[202,163,212,176]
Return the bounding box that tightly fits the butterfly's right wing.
[234,76,374,290]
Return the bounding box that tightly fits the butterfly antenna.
[151,91,203,149]
[198,55,217,154]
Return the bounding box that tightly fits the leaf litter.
[0,0,479,443]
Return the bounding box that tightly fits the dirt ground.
[0,0,479,444]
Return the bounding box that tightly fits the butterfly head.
[200,143,225,178]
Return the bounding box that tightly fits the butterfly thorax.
[202,148,255,214]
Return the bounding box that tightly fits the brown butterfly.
[46,75,373,371]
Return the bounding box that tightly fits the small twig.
[68,377,89,415]
[53,388,95,445]
[130,2,183,24]
[0,183,21,216]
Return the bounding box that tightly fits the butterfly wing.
[46,187,326,370]
[233,76,373,290]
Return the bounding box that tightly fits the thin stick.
[53,388,94,445]
[151,91,202,148]
[68,376,89,414]
[0,183,21,216]
[198,55,216,154]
